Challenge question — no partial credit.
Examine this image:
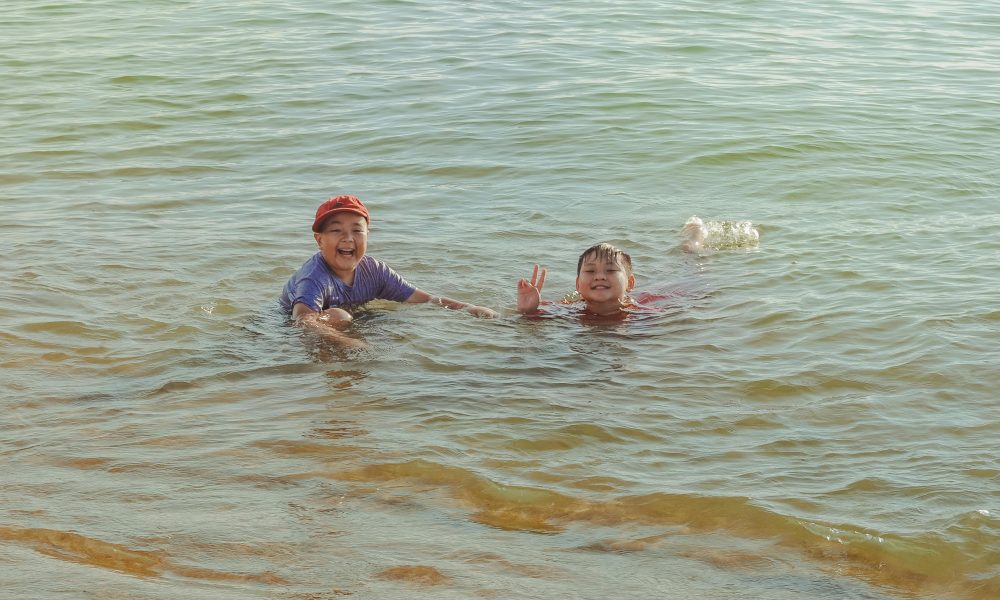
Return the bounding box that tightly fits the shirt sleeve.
[289,277,327,312]
[373,261,417,302]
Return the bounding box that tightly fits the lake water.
[2,1,998,598]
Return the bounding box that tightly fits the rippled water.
[2,1,998,598]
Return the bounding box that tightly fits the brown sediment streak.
[334,460,579,534]
[376,565,450,586]
[504,423,642,452]
[0,526,287,584]
[53,457,112,470]
[170,565,287,584]
[253,439,368,459]
[567,475,634,492]
[308,420,368,440]
[140,435,203,447]
[0,526,168,577]
[328,460,998,598]
[18,320,100,336]
[581,532,676,554]
[676,547,772,569]
[449,551,555,578]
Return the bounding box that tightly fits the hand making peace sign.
[516,264,547,313]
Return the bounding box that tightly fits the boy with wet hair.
[517,242,638,316]
[281,195,496,344]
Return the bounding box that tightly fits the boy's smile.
[576,255,635,314]
[314,213,368,284]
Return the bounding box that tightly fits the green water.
[2,1,998,598]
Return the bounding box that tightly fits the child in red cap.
[281,195,495,344]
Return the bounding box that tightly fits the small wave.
[320,458,995,596]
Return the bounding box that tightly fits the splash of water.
[682,216,760,252]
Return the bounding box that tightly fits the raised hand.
[517,264,546,313]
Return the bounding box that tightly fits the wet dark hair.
[576,243,633,277]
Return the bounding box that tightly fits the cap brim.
[312,208,370,232]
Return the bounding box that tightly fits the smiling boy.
[280,195,495,342]
[516,243,640,316]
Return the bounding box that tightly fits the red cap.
[312,195,370,232]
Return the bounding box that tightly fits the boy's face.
[575,254,635,309]
[313,213,368,280]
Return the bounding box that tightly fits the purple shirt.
[279,253,416,313]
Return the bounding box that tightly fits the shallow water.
[2,1,998,598]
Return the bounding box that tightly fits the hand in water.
[467,305,498,318]
[304,309,369,349]
[517,264,546,313]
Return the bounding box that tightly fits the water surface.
[2,1,998,598]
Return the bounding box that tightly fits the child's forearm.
[308,323,368,348]
[428,295,466,310]
[292,307,368,348]
[405,289,496,318]
[431,295,496,318]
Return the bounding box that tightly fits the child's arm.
[291,303,368,348]
[405,289,497,318]
[516,264,546,313]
